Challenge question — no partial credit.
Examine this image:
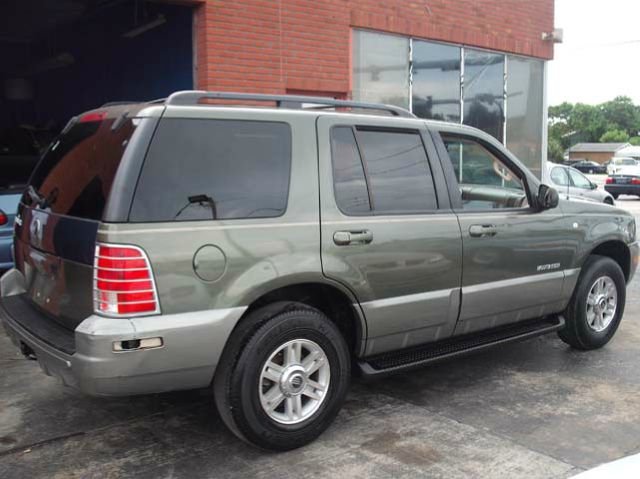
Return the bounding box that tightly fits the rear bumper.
[604,184,640,196]
[1,269,246,396]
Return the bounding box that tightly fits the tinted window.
[357,129,437,213]
[131,119,291,222]
[463,49,505,142]
[412,41,461,122]
[27,118,140,220]
[330,127,371,214]
[550,167,570,186]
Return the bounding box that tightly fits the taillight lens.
[93,243,160,317]
[606,177,614,184]
[0,210,7,226]
[632,178,640,185]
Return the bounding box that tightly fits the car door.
[549,165,577,201]
[431,128,574,336]
[567,168,596,200]
[317,115,463,356]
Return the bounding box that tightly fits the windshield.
[25,117,140,220]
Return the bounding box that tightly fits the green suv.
[1,92,637,451]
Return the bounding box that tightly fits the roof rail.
[101,98,166,108]
[165,90,416,118]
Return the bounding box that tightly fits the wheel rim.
[586,276,618,332]
[258,339,330,425]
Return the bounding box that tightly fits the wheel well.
[245,283,363,354]
[590,241,631,281]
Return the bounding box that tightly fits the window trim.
[329,124,442,217]
[128,117,293,223]
[437,131,535,214]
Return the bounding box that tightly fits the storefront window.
[463,49,505,142]
[506,56,544,177]
[412,41,461,122]
[352,30,410,109]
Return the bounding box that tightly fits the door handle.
[469,224,498,238]
[333,230,373,246]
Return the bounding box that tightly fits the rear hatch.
[13,106,157,330]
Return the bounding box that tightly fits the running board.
[358,316,565,377]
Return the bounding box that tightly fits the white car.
[607,157,639,176]
[545,162,615,205]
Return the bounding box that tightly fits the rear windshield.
[130,119,291,222]
[25,117,140,220]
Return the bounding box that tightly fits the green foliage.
[548,97,640,153]
[600,130,630,143]
[630,136,640,146]
[547,137,565,163]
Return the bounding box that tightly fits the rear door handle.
[469,224,498,238]
[333,230,373,246]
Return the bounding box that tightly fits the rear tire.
[214,302,351,451]
[558,255,626,350]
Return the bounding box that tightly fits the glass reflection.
[506,56,544,178]
[463,49,505,142]
[352,31,410,109]
[412,41,461,122]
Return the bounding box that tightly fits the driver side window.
[442,135,528,210]
[568,169,591,189]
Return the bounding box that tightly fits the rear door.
[318,115,463,356]
[433,129,572,336]
[13,111,156,330]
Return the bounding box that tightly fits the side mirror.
[590,182,598,190]
[537,184,559,210]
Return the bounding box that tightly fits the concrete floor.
[1,196,640,478]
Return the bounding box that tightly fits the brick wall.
[195,0,554,96]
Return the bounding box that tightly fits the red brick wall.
[195,0,554,96]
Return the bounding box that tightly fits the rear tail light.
[0,210,7,226]
[632,178,640,185]
[79,111,107,123]
[606,177,614,184]
[93,243,160,317]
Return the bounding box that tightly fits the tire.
[213,302,351,451]
[604,197,614,205]
[611,193,619,199]
[558,255,626,350]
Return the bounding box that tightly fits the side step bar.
[358,316,565,377]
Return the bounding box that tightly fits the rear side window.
[330,126,438,215]
[130,119,291,222]
[27,118,140,220]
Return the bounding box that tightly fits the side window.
[442,134,529,210]
[130,119,291,222]
[330,127,438,215]
[550,167,570,187]
[330,127,371,214]
[568,169,591,189]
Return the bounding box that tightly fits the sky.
[548,0,640,106]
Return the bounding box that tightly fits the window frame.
[567,168,592,190]
[128,117,293,223]
[329,124,442,217]
[434,130,535,213]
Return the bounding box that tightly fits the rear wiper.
[26,185,45,206]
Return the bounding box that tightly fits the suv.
[1,92,638,451]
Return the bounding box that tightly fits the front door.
[435,130,573,335]
[317,115,463,356]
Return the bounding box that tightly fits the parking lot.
[1,194,640,478]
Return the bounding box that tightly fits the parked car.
[570,160,607,175]
[607,157,639,176]
[1,92,637,451]
[605,174,640,198]
[0,154,38,271]
[545,162,615,205]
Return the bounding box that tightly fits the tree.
[600,129,630,143]
[547,137,565,163]
[629,136,640,146]
[600,96,640,136]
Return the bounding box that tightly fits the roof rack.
[165,90,416,118]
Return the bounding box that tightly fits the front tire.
[214,302,351,451]
[558,255,626,350]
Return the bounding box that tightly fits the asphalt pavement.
[1,193,640,478]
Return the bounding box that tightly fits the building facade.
[568,143,630,164]
[193,0,555,176]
